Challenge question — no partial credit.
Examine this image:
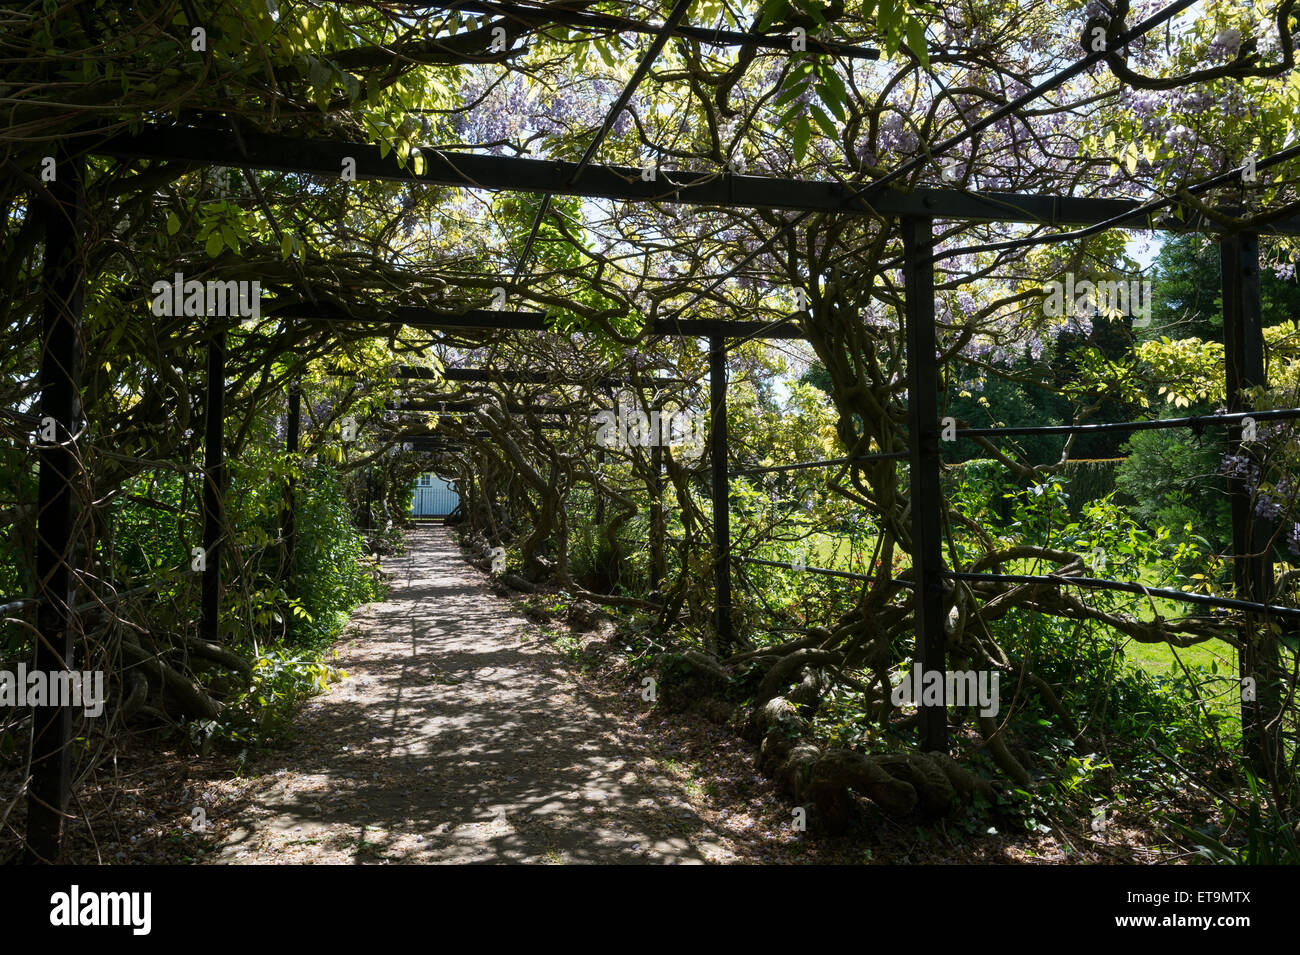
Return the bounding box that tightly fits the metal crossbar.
[946,571,1300,621]
[729,452,908,475]
[955,407,1300,439]
[280,300,802,338]
[943,139,1300,261]
[431,0,880,58]
[393,366,684,386]
[94,125,1299,234]
[735,555,914,588]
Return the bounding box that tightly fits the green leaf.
[773,78,808,111]
[1124,142,1139,174]
[814,83,846,123]
[166,212,181,236]
[205,231,223,258]
[809,104,838,139]
[905,18,929,69]
[339,70,361,101]
[307,55,331,91]
[793,113,811,161]
[756,0,789,33]
[817,63,847,108]
[878,0,898,44]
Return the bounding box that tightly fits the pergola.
[18,0,1300,861]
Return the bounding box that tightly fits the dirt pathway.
[206,526,737,864]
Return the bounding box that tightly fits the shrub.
[290,463,383,647]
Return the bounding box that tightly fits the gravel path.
[206,526,735,864]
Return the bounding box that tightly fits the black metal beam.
[392,400,575,414]
[26,144,85,865]
[654,318,802,339]
[283,302,549,331]
[945,571,1300,621]
[942,140,1300,262]
[94,125,1300,233]
[437,0,880,58]
[402,437,469,450]
[398,366,455,380]
[737,555,915,588]
[903,216,947,753]
[398,425,568,439]
[956,407,1300,439]
[395,366,684,386]
[404,434,492,443]
[285,301,804,338]
[730,451,908,476]
[200,323,225,645]
[710,336,733,652]
[1221,231,1280,774]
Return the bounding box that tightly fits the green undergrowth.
[191,465,384,756]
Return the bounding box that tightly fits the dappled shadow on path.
[207,527,723,864]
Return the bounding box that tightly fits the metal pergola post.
[710,335,733,652]
[903,216,948,753]
[1221,231,1280,774]
[282,380,301,589]
[650,397,664,590]
[25,145,85,864]
[200,322,226,644]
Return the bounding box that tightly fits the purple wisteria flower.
[1220,454,1260,491]
[1163,124,1196,150]
[1060,313,1093,336]
[878,113,918,156]
[1256,491,1283,520]
[1209,28,1242,60]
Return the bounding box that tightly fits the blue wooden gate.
[411,474,459,517]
